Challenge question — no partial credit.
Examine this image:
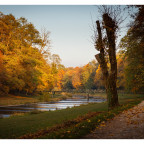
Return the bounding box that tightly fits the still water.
[0,96,106,118]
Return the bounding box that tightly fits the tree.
[81,61,97,90]
[72,67,82,89]
[0,51,9,94]
[94,65,105,89]
[116,53,125,90]
[60,60,97,90]
[94,6,123,109]
[119,6,144,93]
[39,28,51,61]
[57,69,65,90]
[0,12,55,95]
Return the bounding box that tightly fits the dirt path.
[84,101,144,139]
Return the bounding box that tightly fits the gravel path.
[84,101,144,139]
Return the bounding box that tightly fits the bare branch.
[40,27,51,61]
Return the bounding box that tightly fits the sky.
[0,5,134,67]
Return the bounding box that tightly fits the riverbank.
[0,92,105,107]
[0,94,39,106]
[0,92,73,106]
[0,93,143,138]
[0,92,105,119]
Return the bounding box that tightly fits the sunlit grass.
[0,94,39,106]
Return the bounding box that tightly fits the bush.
[38,92,50,102]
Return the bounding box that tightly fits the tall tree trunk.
[103,13,119,108]
[95,14,119,109]
[95,21,109,104]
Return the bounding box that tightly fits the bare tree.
[94,6,126,109]
[40,28,51,61]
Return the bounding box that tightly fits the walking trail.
[84,101,144,139]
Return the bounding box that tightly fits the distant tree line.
[0,6,143,96]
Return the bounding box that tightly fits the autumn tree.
[0,51,8,94]
[81,60,97,90]
[119,6,144,93]
[116,53,125,90]
[57,69,65,90]
[62,68,74,90]
[0,12,62,95]
[94,6,125,109]
[72,67,82,89]
[94,65,105,89]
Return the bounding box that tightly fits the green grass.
[72,92,106,99]
[41,100,142,139]
[0,93,143,139]
[118,93,144,104]
[0,102,107,138]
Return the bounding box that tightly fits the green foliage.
[62,74,74,89]
[38,92,50,102]
[81,62,97,89]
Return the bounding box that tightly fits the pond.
[0,96,106,118]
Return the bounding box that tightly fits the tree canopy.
[119,6,144,93]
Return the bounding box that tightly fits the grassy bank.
[72,92,106,99]
[0,92,73,106]
[0,102,107,138]
[39,101,141,139]
[0,91,105,106]
[0,93,143,138]
[0,94,39,106]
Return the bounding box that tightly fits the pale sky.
[0,5,134,67]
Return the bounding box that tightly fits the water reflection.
[0,97,106,118]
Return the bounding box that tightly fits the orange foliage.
[57,69,65,90]
[0,51,3,72]
[72,67,82,89]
